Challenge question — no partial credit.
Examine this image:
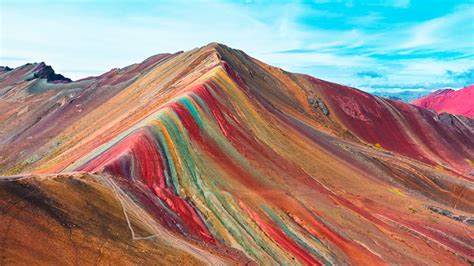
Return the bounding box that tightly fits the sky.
[1,0,473,93]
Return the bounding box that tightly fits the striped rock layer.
[1,43,473,265]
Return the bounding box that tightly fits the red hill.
[412,85,474,118]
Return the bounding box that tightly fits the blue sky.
[1,0,473,92]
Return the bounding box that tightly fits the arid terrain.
[1,43,473,265]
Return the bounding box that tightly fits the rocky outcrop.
[308,95,329,116]
[31,62,72,83]
[0,66,13,72]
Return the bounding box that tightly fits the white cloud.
[399,4,474,50]
[391,0,410,8]
[348,12,384,26]
[1,0,472,91]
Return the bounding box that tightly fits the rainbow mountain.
[0,43,473,265]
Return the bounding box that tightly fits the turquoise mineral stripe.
[161,109,207,199]
[219,191,291,264]
[307,208,349,241]
[179,96,205,128]
[146,124,174,189]
[68,107,166,171]
[153,114,182,193]
[190,92,213,118]
[262,205,329,265]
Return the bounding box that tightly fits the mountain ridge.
[411,85,474,118]
[1,42,473,264]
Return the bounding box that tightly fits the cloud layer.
[1,0,472,92]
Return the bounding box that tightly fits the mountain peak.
[32,62,72,83]
[1,43,474,265]
[204,42,224,48]
[0,66,13,72]
[432,88,455,95]
[203,42,232,50]
[200,42,239,60]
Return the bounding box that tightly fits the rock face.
[308,95,329,116]
[411,85,474,118]
[31,62,72,83]
[0,43,473,265]
[0,66,13,71]
[426,205,473,225]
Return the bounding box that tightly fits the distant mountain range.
[372,89,433,102]
[0,43,473,265]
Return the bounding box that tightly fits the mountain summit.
[0,43,473,265]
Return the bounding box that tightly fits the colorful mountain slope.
[0,173,242,265]
[1,43,473,265]
[411,85,474,118]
